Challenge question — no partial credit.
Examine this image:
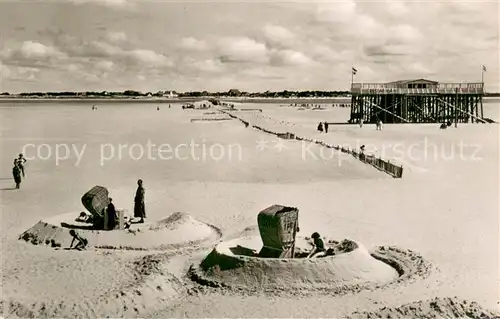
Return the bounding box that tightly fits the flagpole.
[481,65,484,86]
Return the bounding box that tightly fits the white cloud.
[218,37,269,63]
[384,0,408,16]
[65,64,80,72]
[271,49,314,67]
[263,25,295,46]
[193,59,224,73]
[17,67,41,75]
[19,41,65,60]
[387,24,423,45]
[126,49,173,67]
[95,60,114,71]
[0,62,11,79]
[106,31,127,43]
[180,37,208,51]
[316,1,357,23]
[83,73,100,83]
[70,0,135,10]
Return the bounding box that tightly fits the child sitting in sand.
[308,232,326,258]
[69,229,88,250]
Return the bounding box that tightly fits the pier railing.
[351,83,484,94]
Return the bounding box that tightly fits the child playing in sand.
[308,232,326,258]
[69,230,88,250]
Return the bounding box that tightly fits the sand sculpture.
[188,204,433,294]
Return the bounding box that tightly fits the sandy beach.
[0,100,498,318]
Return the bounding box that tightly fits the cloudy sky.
[0,0,498,93]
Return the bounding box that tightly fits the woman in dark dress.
[12,163,21,189]
[107,198,117,230]
[134,179,146,223]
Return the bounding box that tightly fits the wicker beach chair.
[81,186,109,228]
[257,205,299,258]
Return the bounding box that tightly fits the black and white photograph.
[0,0,499,318]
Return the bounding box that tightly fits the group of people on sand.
[157,105,171,111]
[12,153,27,189]
[69,179,147,250]
[317,122,329,133]
[317,119,383,133]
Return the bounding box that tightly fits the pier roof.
[387,79,439,85]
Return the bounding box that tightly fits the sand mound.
[0,253,187,318]
[347,297,500,319]
[19,212,222,251]
[187,236,432,295]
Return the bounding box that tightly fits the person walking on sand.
[317,122,323,133]
[12,162,21,189]
[134,179,146,223]
[14,153,27,177]
[324,122,329,133]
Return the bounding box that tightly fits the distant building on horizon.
[163,91,178,98]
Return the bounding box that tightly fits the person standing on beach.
[324,122,329,133]
[12,162,21,189]
[14,153,27,177]
[134,179,146,223]
[107,198,117,230]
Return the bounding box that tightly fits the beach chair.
[257,205,299,258]
[81,186,109,228]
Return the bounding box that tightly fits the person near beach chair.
[317,122,323,133]
[134,179,146,223]
[69,230,88,250]
[308,232,326,258]
[324,122,329,133]
[107,198,117,230]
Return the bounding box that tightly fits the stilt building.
[350,79,485,124]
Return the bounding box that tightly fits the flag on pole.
[482,65,487,72]
[352,67,358,75]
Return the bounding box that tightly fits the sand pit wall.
[19,212,223,251]
[188,237,433,296]
[218,109,403,178]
